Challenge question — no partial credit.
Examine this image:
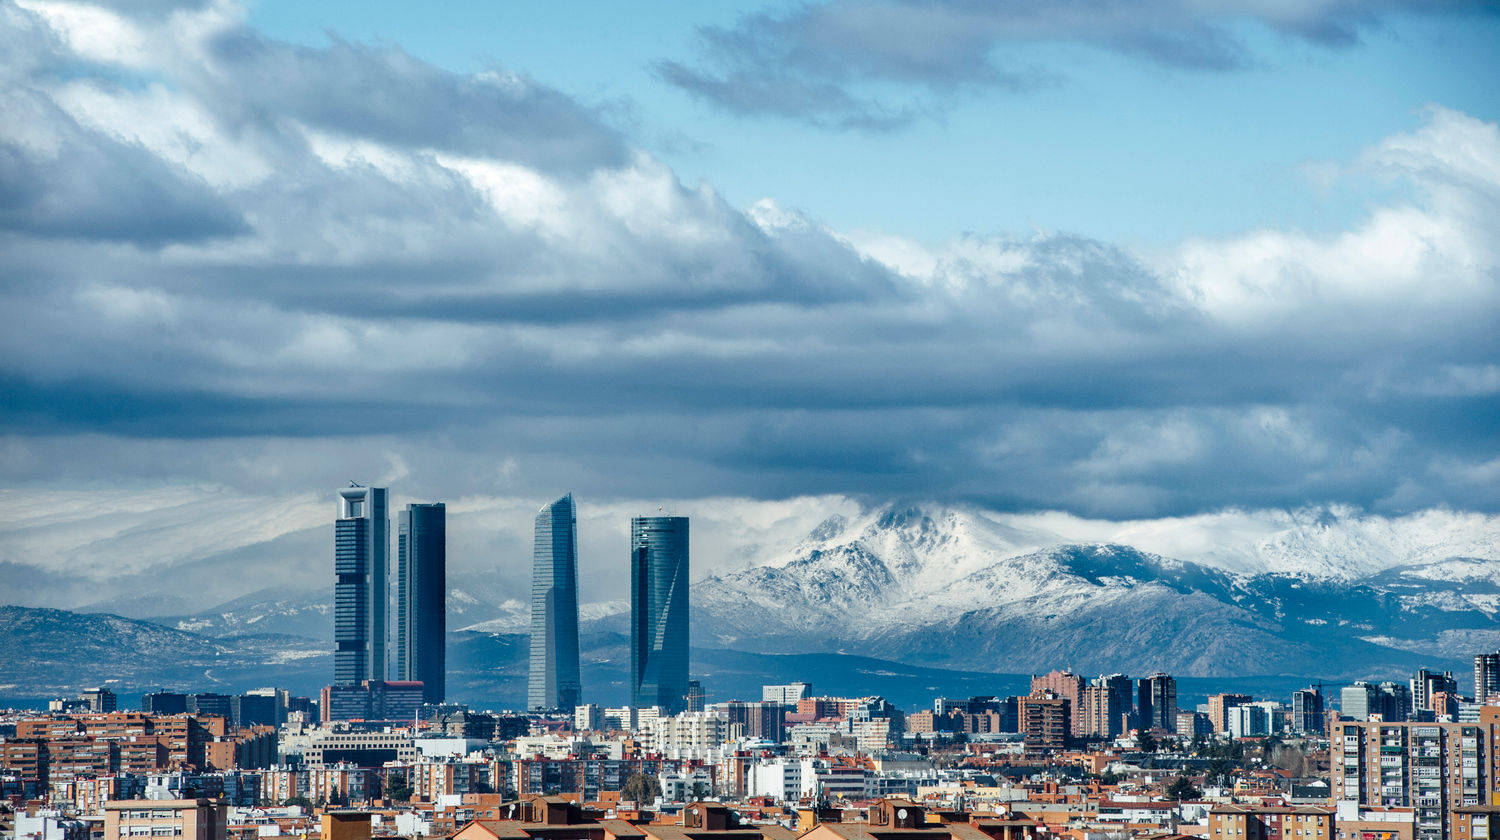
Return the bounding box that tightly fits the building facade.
[1138,674,1178,732]
[528,494,583,711]
[335,485,388,687]
[397,501,446,704]
[630,515,690,713]
[1332,718,1500,840]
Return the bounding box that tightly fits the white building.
[660,769,715,803]
[652,712,729,760]
[748,757,816,802]
[762,683,813,706]
[574,704,602,732]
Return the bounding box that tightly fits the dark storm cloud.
[0,1,1496,519]
[656,0,1498,128]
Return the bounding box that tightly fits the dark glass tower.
[528,494,582,711]
[630,515,689,713]
[398,502,446,704]
[335,485,388,685]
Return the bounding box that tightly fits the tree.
[1137,731,1158,753]
[1164,775,1202,801]
[690,781,710,801]
[621,773,661,804]
[282,796,313,809]
[386,783,414,803]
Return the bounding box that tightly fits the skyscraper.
[528,494,582,711]
[1475,652,1500,702]
[397,502,446,704]
[1137,673,1178,732]
[335,485,388,685]
[631,515,689,713]
[1292,687,1324,733]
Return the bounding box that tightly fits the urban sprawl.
[4,487,1497,840]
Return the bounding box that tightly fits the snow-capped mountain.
[689,504,1500,678]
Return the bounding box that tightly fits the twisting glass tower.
[630,515,689,713]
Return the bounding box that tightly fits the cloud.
[655,0,1498,129]
[0,0,1495,542]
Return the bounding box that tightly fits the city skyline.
[0,0,1496,730]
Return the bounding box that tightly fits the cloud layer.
[656,0,1500,129]
[0,0,1496,534]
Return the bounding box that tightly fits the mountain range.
[3,502,1497,706]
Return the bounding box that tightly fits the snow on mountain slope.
[690,503,1500,676]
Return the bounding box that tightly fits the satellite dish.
[897,809,908,821]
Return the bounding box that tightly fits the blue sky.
[246,1,1500,245]
[0,0,1497,552]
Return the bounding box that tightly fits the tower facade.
[630,515,689,713]
[334,485,388,685]
[397,502,446,704]
[1476,653,1500,702]
[528,494,582,711]
[1137,673,1178,732]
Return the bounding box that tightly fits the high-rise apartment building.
[1208,693,1251,735]
[762,683,812,706]
[1292,688,1325,733]
[1414,670,1459,714]
[1344,681,1414,722]
[631,515,690,713]
[1137,673,1178,732]
[1081,682,1124,738]
[1476,654,1500,703]
[397,502,446,704]
[529,494,582,711]
[335,485,388,686]
[1032,670,1085,737]
[1332,717,1500,840]
[1019,692,1069,752]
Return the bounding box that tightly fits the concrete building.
[1210,805,1333,840]
[574,704,602,732]
[1209,694,1252,735]
[104,799,227,840]
[763,683,813,706]
[1019,693,1068,753]
[1030,671,1084,737]
[303,731,417,769]
[651,711,727,759]
[1332,718,1500,840]
[1413,671,1459,715]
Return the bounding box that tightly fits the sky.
[1,0,1498,608]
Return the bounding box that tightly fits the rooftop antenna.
[349,480,363,487]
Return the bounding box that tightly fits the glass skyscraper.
[397,502,446,704]
[335,485,388,685]
[630,515,689,713]
[529,494,582,711]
